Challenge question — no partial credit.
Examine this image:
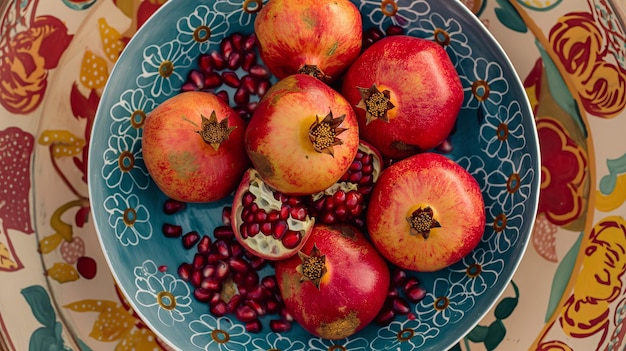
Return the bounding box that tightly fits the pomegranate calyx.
[308,110,348,156]
[406,206,441,239]
[296,244,327,290]
[355,84,395,125]
[298,64,331,82]
[197,111,237,151]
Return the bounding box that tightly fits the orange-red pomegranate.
[254,0,362,83]
[341,35,463,160]
[275,224,390,339]
[245,74,359,196]
[142,91,249,202]
[367,152,485,272]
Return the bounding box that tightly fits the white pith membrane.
[237,170,315,257]
[311,181,358,201]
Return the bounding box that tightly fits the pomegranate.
[142,91,249,202]
[308,140,383,227]
[275,224,390,340]
[245,74,359,196]
[231,168,315,260]
[254,0,362,83]
[367,152,485,272]
[341,35,463,160]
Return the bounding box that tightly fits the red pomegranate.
[367,152,485,272]
[254,0,362,83]
[275,223,390,339]
[341,35,463,160]
[245,74,359,196]
[142,91,249,202]
[231,168,315,260]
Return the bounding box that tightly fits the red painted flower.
[536,117,588,226]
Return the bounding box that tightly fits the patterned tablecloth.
[2,0,626,350]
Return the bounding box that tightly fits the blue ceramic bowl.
[88,0,540,350]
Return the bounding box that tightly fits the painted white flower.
[358,0,430,29]
[408,12,471,60]
[136,40,191,98]
[109,88,156,138]
[308,336,369,351]
[251,332,305,351]
[103,193,151,246]
[485,152,535,212]
[369,319,438,350]
[177,5,229,53]
[214,0,268,27]
[448,247,505,296]
[414,277,475,327]
[480,100,526,160]
[134,260,192,326]
[101,133,149,194]
[189,314,251,351]
[482,200,526,254]
[458,56,510,117]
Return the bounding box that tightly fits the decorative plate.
[87,0,540,350]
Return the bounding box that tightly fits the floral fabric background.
[1,0,626,350]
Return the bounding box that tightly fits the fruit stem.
[297,64,331,82]
[197,111,236,151]
[406,206,441,239]
[308,110,347,156]
[355,84,395,124]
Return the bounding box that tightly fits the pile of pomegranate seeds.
[180,32,273,121]
[163,200,293,333]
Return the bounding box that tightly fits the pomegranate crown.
[308,110,348,157]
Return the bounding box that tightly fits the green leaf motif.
[21,285,57,328]
[494,0,528,33]
[494,282,520,320]
[485,320,507,351]
[467,324,490,342]
[545,232,584,322]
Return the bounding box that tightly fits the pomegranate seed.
[193,288,213,302]
[234,87,250,106]
[222,71,240,87]
[362,163,373,174]
[386,24,405,36]
[257,80,271,97]
[209,50,226,70]
[375,308,395,325]
[392,297,411,315]
[213,239,231,258]
[193,253,206,269]
[245,299,267,316]
[333,190,346,203]
[158,265,168,272]
[248,255,266,271]
[246,285,268,301]
[210,299,229,317]
[246,101,258,114]
[229,257,249,273]
[215,90,229,102]
[221,38,234,59]
[242,33,257,51]
[406,285,427,303]
[215,260,230,280]
[163,199,185,214]
[198,53,213,72]
[187,69,205,89]
[207,252,228,264]
[214,226,235,240]
[280,308,294,322]
[282,231,301,249]
[245,319,262,333]
[392,268,408,287]
[182,231,200,249]
[240,270,260,288]
[236,304,257,323]
[247,223,260,237]
[261,275,278,291]
[209,292,222,305]
[200,277,222,291]
[241,75,257,93]
[202,264,216,278]
[231,32,244,51]
[227,51,243,70]
[242,52,257,71]
[204,71,223,89]
[180,83,198,92]
[197,235,212,254]
[403,277,420,293]
[227,294,242,312]
[190,269,202,287]
[270,319,291,333]
[230,242,244,258]
[162,223,182,238]
[177,263,193,281]
[222,207,232,226]
[266,297,280,314]
[345,191,360,208]
[249,64,271,79]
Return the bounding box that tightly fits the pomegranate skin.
[254,0,362,83]
[341,35,463,160]
[366,152,485,272]
[142,91,249,202]
[275,224,390,340]
[245,74,359,196]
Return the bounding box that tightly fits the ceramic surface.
[1,1,626,351]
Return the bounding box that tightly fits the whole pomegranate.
[275,224,390,339]
[341,35,463,160]
[245,74,359,196]
[367,152,485,272]
[254,0,362,83]
[231,168,315,260]
[142,91,249,202]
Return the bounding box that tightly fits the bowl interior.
[88,0,540,350]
